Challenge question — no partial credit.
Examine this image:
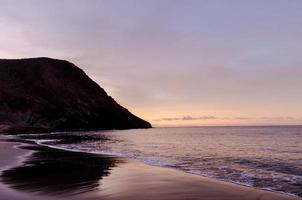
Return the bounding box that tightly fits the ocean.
[11,126,302,197]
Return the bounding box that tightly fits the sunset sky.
[1,0,302,126]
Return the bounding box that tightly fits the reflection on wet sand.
[0,144,121,196]
[0,140,295,200]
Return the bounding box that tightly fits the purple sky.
[1,0,302,126]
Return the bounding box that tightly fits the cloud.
[234,116,302,121]
[155,115,216,121]
[154,116,302,124]
[234,117,251,120]
[260,117,302,121]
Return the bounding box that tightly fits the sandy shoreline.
[0,138,298,200]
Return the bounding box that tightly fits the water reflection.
[0,144,120,195]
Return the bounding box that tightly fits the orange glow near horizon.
[128,106,302,127]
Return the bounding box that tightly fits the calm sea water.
[13,126,302,197]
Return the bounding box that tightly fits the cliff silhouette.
[0,57,151,133]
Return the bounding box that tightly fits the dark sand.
[0,139,298,200]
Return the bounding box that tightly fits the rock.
[0,57,151,133]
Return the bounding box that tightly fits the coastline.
[0,138,298,200]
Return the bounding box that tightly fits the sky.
[0,0,302,126]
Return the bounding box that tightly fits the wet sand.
[0,139,298,200]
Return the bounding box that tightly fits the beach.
[0,138,297,200]
[1,1,301,199]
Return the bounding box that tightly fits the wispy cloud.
[154,116,302,124]
[234,117,250,120]
[234,116,302,121]
[155,115,216,121]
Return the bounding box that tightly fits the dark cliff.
[0,57,151,133]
